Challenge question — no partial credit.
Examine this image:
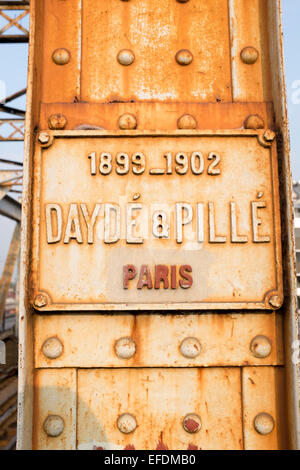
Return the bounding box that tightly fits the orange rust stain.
[124,444,136,450]
[157,432,169,450]
[156,440,169,450]
[187,444,199,450]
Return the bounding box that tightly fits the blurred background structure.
[0,0,29,451]
[0,0,300,451]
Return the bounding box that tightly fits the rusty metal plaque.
[31,130,282,312]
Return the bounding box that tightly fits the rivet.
[52,48,71,66]
[115,337,136,359]
[264,129,276,142]
[254,413,274,435]
[117,413,137,434]
[177,114,197,129]
[175,49,193,66]
[177,0,190,2]
[240,47,259,65]
[34,293,48,308]
[42,337,63,360]
[182,414,202,434]
[43,415,65,437]
[250,335,272,359]
[48,114,68,130]
[244,114,265,130]
[180,337,201,358]
[117,49,135,66]
[118,113,137,130]
[269,295,282,309]
[38,132,50,145]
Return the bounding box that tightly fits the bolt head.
[183,414,202,434]
[48,113,68,130]
[117,49,135,66]
[118,113,137,130]
[264,129,276,142]
[117,413,137,434]
[180,337,201,358]
[244,114,265,130]
[176,49,193,66]
[52,48,71,65]
[250,335,272,359]
[34,294,48,308]
[43,415,65,437]
[240,47,259,64]
[38,132,50,145]
[177,114,197,130]
[254,413,274,435]
[42,337,63,360]
[269,295,283,309]
[114,337,136,359]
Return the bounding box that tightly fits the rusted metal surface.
[33,313,284,368]
[242,367,287,449]
[33,369,76,450]
[81,0,232,103]
[18,0,300,451]
[229,0,272,102]
[76,368,243,450]
[31,129,282,311]
[40,102,275,132]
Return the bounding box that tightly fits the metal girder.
[0,119,25,141]
[0,104,25,117]
[0,222,21,326]
[2,88,26,105]
[0,170,23,185]
[0,1,29,43]
[0,158,23,167]
[0,194,21,221]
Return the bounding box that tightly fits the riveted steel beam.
[0,195,21,221]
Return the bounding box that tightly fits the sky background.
[0,1,300,273]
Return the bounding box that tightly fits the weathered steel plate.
[76,368,243,450]
[31,130,282,311]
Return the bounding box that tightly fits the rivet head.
[264,129,276,142]
[43,415,65,437]
[115,337,136,359]
[180,337,201,358]
[244,114,265,130]
[240,47,259,65]
[42,337,63,360]
[48,113,68,130]
[183,414,202,434]
[117,413,137,434]
[250,335,272,359]
[269,295,282,309]
[52,48,71,66]
[177,114,197,129]
[118,113,137,130]
[117,49,135,66]
[34,293,48,308]
[38,132,50,145]
[176,49,193,66]
[254,413,275,435]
